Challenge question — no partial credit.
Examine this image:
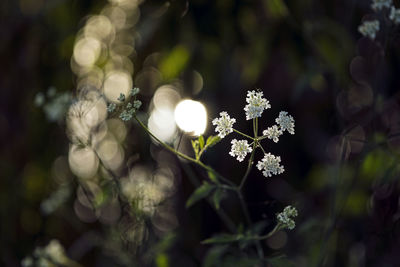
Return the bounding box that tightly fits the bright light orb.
[174,100,207,136]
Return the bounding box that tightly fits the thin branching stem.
[133,115,236,187]
[233,129,255,140]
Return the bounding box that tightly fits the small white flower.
[263,125,283,143]
[276,111,295,134]
[371,0,392,11]
[358,20,380,39]
[229,139,252,162]
[277,205,298,230]
[117,93,125,102]
[212,111,236,138]
[107,103,116,113]
[244,90,271,120]
[390,6,400,24]
[256,153,284,177]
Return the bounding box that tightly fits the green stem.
[253,118,258,138]
[134,115,236,187]
[239,141,257,190]
[258,142,266,155]
[256,224,281,240]
[233,129,255,140]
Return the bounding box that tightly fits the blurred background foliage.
[1,0,400,266]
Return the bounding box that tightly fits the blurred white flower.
[390,6,400,24]
[277,205,298,230]
[229,139,252,162]
[244,90,271,120]
[371,0,392,11]
[358,20,380,39]
[34,92,45,107]
[212,111,236,138]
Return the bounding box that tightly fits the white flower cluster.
[229,139,252,162]
[212,90,295,178]
[257,153,284,177]
[358,20,380,39]
[262,111,295,143]
[22,240,71,267]
[390,6,400,24]
[108,87,142,121]
[358,0,400,40]
[212,111,236,138]
[244,90,271,120]
[263,125,282,143]
[371,0,392,10]
[277,205,298,230]
[276,111,295,134]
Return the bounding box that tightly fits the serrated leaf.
[212,188,224,210]
[199,135,205,150]
[201,233,244,244]
[186,182,216,208]
[206,135,221,148]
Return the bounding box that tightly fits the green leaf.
[186,182,216,208]
[191,140,199,156]
[199,135,205,150]
[201,233,244,244]
[212,188,224,210]
[159,45,190,80]
[206,135,221,148]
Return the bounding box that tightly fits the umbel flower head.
[212,111,236,138]
[358,20,380,39]
[277,205,298,230]
[212,90,295,178]
[263,125,283,143]
[276,111,295,135]
[256,153,284,177]
[371,0,392,11]
[229,139,252,162]
[244,90,271,120]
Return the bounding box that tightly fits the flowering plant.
[101,88,299,264]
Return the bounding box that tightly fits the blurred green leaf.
[212,188,224,210]
[264,0,289,19]
[159,45,190,80]
[186,182,216,208]
[207,171,219,184]
[156,253,169,267]
[202,233,243,244]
